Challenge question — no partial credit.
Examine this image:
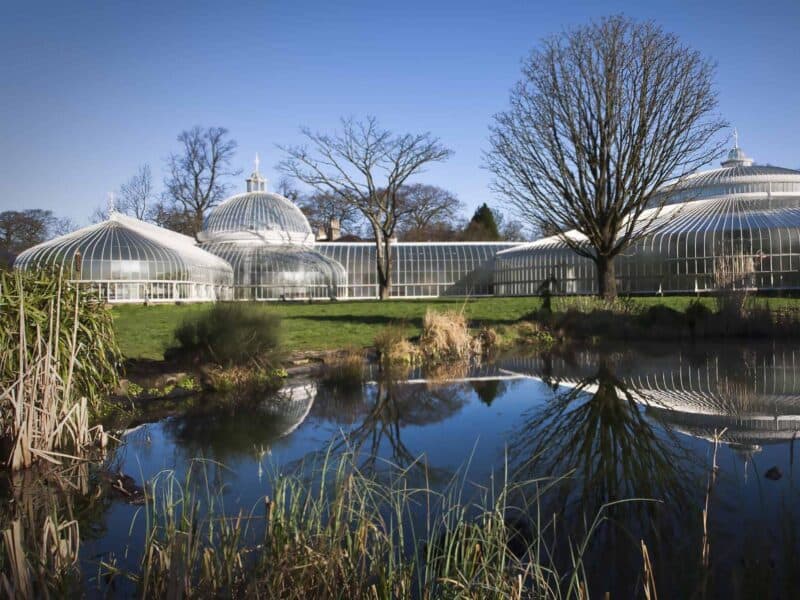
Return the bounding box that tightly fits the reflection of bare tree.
[329,377,468,474]
[509,359,700,596]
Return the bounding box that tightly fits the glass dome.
[198,175,314,245]
[15,212,233,303]
[201,241,347,300]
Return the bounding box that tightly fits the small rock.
[765,466,782,481]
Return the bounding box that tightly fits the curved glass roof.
[15,212,233,286]
[199,191,314,245]
[201,241,347,299]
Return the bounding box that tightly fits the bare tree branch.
[278,117,452,299]
[486,16,727,298]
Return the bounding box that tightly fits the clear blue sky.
[1,0,798,224]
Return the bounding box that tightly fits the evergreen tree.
[463,203,501,240]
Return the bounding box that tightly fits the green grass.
[112,295,800,360]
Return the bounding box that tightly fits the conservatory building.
[494,144,800,296]
[14,212,234,303]
[198,166,348,300]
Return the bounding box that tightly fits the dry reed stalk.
[419,309,472,363]
[641,540,657,600]
[701,428,726,569]
[1,281,100,471]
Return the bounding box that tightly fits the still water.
[43,344,800,596]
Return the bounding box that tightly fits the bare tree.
[164,126,239,236]
[487,16,727,299]
[119,164,153,220]
[279,117,452,299]
[297,191,363,239]
[90,165,155,223]
[395,184,464,241]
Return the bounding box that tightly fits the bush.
[374,322,418,365]
[170,303,282,368]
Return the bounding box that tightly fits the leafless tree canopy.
[297,190,364,239]
[164,126,239,236]
[487,16,727,298]
[119,164,154,220]
[395,184,464,241]
[278,117,452,299]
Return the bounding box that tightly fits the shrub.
[170,303,282,368]
[419,309,472,363]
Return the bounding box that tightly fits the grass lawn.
[112,295,800,360]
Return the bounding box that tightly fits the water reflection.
[499,344,800,597]
[162,382,316,463]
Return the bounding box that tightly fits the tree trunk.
[375,235,392,300]
[596,255,617,300]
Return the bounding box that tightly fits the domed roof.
[655,143,800,206]
[200,191,313,244]
[199,161,313,245]
[15,212,233,284]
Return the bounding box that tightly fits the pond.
[9,342,800,597]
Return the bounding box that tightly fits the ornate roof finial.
[246,153,267,192]
[107,192,116,216]
[721,128,753,168]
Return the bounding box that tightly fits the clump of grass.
[419,309,472,363]
[169,303,283,368]
[374,323,419,365]
[321,348,365,391]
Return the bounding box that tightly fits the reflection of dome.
[15,212,233,302]
[199,156,347,299]
[498,347,800,447]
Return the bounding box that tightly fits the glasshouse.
[14,212,233,302]
[494,144,800,295]
[317,242,519,299]
[197,165,348,300]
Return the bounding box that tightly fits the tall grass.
[0,271,111,470]
[97,449,640,599]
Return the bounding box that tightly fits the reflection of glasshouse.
[14,212,234,303]
[198,166,347,300]
[494,143,800,295]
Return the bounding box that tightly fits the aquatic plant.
[0,272,111,470]
[419,309,472,363]
[0,269,120,403]
[98,450,630,599]
[321,348,365,391]
[374,323,419,365]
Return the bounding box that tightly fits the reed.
[321,348,366,391]
[97,448,632,599]
[0,271,110,470]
